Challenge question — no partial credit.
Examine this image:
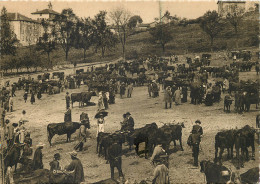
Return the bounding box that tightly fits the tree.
[54,8,77,61]
[75,17,93,60]
[199,11,223,51]
[0,7,19,56]
[110,7,131,60]
[37,19,56,68]
[128,15,143,29]
[93,11,117,57]
[226,5,245,48]
[149,23,173,53]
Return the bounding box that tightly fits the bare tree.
[110,7,131,60]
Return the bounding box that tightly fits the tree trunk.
[210,37,214,52]
[83,48,86,60]
[47,52,51,68]
[101,47,105,57]
[162,43,165,53]
[235,26,238,49]
[65,51,68,61]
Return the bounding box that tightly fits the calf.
[200,160,231,184]
[47,122,81,146]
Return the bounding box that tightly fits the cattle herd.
[1,52,259,184]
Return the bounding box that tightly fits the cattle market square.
[0,1,259,184]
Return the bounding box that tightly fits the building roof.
[31,9,59,15]
[217,0,246,4]
[7,12,40,23]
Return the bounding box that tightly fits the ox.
[47,122,81,146]
[200,160,232,184]
[71,91,96,107]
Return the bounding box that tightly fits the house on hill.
[31,8,59,21]
[217,0,255,17]
[7,12,43,46]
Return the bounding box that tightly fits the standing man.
[65,151,85,184]
[164,86,172,109]
[127,83,133,98]
[192,120,203,136]
[187,129,201,167]
[30,92,35,104]
[5,119,14,146]
[64,108,72,122]
[107,135,124,181]
[65,92,70,109]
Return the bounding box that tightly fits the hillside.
[124,10,259,58]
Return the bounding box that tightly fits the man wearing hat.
[49,153,61,171]
[33,142,45,170]
[120,82,126,98]
[96,113,105,137]
[152,159,169,184]
[23,91,28,103]
[107,135,124,181]
[192,120,203,136]
[65,92,70,109]
[164,86,172,109]
[187,129,201,167]
[125,112,134,133]
[64,108,72,123]
[65,150,85,184]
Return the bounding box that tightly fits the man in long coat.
[33,143,45,170]
[164,86,172,109]
[65,151,85,184]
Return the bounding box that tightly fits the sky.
[0,0,219,23]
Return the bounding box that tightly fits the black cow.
[200,160,232,184]
[131,122,158,158]
[71,93,82,107]
[214,129,236,165]
[47,122,81,146]
[238,167,259,184]
[4,144,22,172]
[234,125,255,169]
[158,123,185,153]
[80,91,96,106]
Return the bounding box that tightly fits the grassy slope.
[13,10,258,67]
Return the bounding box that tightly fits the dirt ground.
[4,57,259,184]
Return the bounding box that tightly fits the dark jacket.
[49,160,60,171]
[187,133,201,146]
[33,148,43,170]
[66,158,85,183]
[192,125,203,135]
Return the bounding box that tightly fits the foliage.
[53,8,78,61]
[75,17,94,60]
[0,7,19,56]
[199,10,223,51]
[92,11,117,57]
[128,15,143,29]
[36,19,56,68]
[226,5,245,48]
[149,23,173,52]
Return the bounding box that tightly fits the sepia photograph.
[0,0,259,183]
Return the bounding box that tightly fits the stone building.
[7,13,43,46]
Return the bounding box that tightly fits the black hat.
[195,120,201,124]
[125,112,131,116]
[5,119,10,124]
[12,123,18,127]
[66,92,69,94]
[22,110,26,114]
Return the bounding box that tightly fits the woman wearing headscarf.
[33,142,45,170]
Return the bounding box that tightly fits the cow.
[47,122,81,146]
[80,91,96,106]
[224,95,233,112]
[131,122,158,158]
[234,125,255,169]
[71,93,82,107]
[200,160,232,184]
[214,129,236,165]
[236,167,259,184]
[158,123,185,153]
[4,144,22,172]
